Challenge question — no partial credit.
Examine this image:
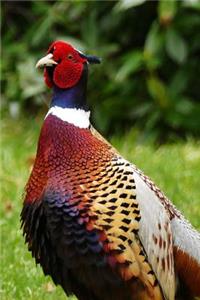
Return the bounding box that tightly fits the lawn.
[1,117,200,300]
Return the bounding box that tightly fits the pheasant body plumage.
[21,41,200,300]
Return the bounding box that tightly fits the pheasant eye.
[68,54,73,60]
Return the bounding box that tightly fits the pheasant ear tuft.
[79,52,101,64]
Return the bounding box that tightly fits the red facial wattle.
[53,60,84,89]
[44,68,53,88]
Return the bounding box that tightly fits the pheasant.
[21,41,200,300]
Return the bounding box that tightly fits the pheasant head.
[36,40,101,89]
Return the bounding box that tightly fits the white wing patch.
[132,170,176,300]
[46,106,90,128]
[171,215,200,264]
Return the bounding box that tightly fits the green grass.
[1,117,200,300]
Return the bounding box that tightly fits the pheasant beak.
[35,53,58,68]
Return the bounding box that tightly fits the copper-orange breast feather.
[21,41,200,300]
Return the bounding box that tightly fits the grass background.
[1,116,200,300]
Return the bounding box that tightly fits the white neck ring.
[45,106,90,129]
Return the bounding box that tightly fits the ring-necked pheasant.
[21,41,200,300]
